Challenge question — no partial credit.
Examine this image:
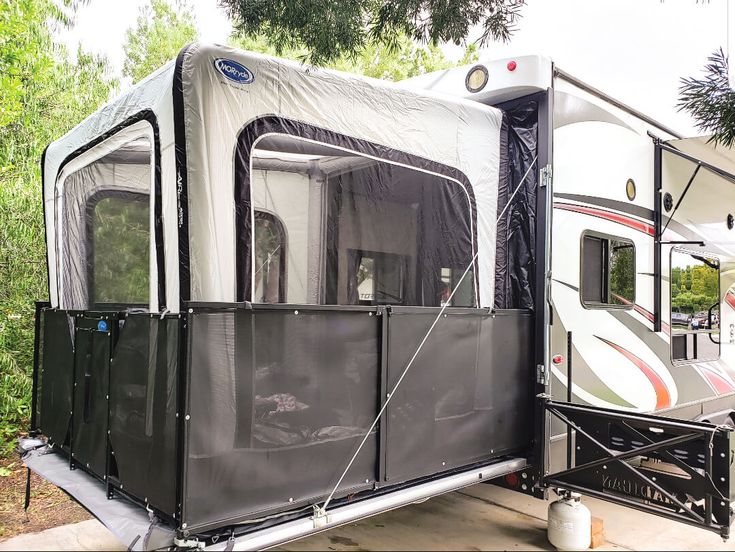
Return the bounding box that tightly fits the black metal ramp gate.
[542,399,734,539]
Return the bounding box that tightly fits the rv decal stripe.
[554,193,655,221]
[725,290,735,311]
[555,203,655,236]
[596,336,672,409]
[611,293,671,335]
[700,367,734,394]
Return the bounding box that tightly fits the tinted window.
[670,249,720,362]
[253,212,286,303]
[581,233,635,307]
[90,194,149,305]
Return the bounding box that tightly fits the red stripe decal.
[725,290,735,311]
[611,294,671,335]
[701,369,734,394]
[555,203,655,236]
[596,336,671,409]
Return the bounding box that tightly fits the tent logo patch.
[214,58,254,84]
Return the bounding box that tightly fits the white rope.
[320,155,538,513]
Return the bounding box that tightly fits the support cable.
[318,155,539,515]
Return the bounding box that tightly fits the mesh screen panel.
[38,309,75,446]
[385,308,533,482]
[109,314,180,515]
[184,309,380,530]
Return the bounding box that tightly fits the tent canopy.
[43,43,506,313]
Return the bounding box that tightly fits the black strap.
[23,467,32,511]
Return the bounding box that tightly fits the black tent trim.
[233,115,479,304]
[53,109,166,311]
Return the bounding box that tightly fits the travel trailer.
[24,43,735,549]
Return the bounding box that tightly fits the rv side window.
[581,233,635,308]
[349,250,408,305]
[670,249,720,363]
[88,192,150,306]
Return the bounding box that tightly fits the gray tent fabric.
[22,444,175,551]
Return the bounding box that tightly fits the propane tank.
[547,490,591,551]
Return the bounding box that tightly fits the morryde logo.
[214,58,254,84]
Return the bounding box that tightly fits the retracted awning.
[666,135,735,182]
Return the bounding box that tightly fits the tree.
[231,32,479,81]
[0,0,116,451]
[122,0,197,83]
[220,0,524,65]
[678,48,735,146]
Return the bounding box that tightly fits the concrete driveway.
[1,484,733,551]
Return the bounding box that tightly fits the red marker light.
[552,354,564,365]
[507,60,517,71]
[505,473,519,487]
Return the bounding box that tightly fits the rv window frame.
[579,230,636,310]
[668,246,721,366]
[234,116,480,307]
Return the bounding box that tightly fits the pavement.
[1,484,734,551]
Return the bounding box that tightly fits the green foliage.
[122,0,197,83]
[678,48,735,147]
[671,262,719,314]
[609,244,634,304]
[0,0,116,452]
[92,196,150,304]
[221,0,523,65]
[231,32,479,81]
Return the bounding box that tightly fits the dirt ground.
[0,456,90,542]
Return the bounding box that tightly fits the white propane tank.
[547,491,591,551]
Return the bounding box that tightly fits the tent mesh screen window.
[247,134,476,307]
[58,132,153,310]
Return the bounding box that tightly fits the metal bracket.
[540,164,552,188]
[312,504,331,528]
[173,536,205,549]
[536,364,548,385]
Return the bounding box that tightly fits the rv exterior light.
[505,473,519,487]
[507,60,517,72]
[552,354,564,365]
[626,178,636,201]
[465,65,489,93]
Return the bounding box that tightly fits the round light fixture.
[465,65,489,93]
[626,178,636,201]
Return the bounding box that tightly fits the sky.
[58,0,730,137]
